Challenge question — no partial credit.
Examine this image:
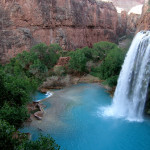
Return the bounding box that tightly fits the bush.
[90,43,126,87]
[0,103,29,128]
[69,50,87,73]
[20,135,60,150]
[92,41,118,61]
[103,76,118,87]
[31,43,59,68]
[49,43,62,53]
[98,48,125,80]
[81,47,93,61]
[0,119,18,150]
[0,120,60,150]
[53,66,65,76]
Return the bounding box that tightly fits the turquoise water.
[32,91,48,101]
[21,84,150,150]
[32,91,52,102]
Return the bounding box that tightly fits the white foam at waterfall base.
[101,31,150,122]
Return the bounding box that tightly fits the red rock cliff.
[136,2,150,32]
[0,0,118,63]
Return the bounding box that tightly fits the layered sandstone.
[0,0,118,64]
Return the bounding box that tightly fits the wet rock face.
[0,0,118,64]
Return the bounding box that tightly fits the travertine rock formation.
[0,0,118,64]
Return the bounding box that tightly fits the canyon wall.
[136,2,150,32]
[117,11,141,39]
[0,0,118,64]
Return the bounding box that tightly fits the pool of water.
[21,84,150,150]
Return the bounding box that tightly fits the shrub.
[69,50,87,73]
[81,47,93,61]
[92,41,118,61]
[103,76,118,87]
[49,43,62,53]
[0,120,60,150]
[20,135,60,150]
[31,43,59,68]
[53,66,65,76]
[0,120,20,150]
[0,103,29,128]
[98,48,125,80]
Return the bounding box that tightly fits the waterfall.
[104,31,150,121]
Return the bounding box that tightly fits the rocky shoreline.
[39,74,113,93]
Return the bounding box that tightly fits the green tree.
[31,43,59,68]
[0,70,10,107]
[29,59,48,78]
[93,41,118,61]
[49,43,62,53]
[81,47,93,61]
[99,48,125,80]
[20,135,60,150]
[0,103,29,128]
[69,50,87,73]
[0,119,27,150]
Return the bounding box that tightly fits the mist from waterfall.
[103,31,150,121]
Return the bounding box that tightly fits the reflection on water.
[20,84,150,150]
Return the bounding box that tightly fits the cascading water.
[103,31,150,121]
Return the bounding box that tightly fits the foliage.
[92,41,118,61]
[103,75,118,87]
[69,50,87,73]
[0,103,29,128]
[49,43,62,53]
[0,119,18,150]
[31,43,59,68]
[90,42,126,87]
[81,47,93,61]
[0,120,60,150]
[0,43,62,150]
[53,65,66,76]
[0,119,28,150]
[0,70,9,107]
[98,48,125,80]
[4,43,59,82]
[29,59,48,79]
[19,135,60,150]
